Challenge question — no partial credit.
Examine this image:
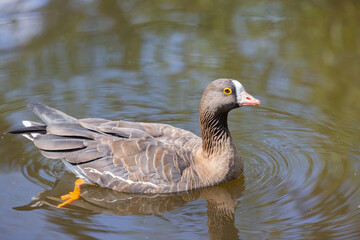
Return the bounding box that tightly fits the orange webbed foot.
[57,179,84,208]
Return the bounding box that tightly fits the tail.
[7,103,78,140]
[6,121,47,141]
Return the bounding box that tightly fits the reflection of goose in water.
[15,172,244,240]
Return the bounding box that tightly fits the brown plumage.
[8,79,260,193]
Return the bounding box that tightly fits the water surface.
[1,1,360,239]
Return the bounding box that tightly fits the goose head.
[200,78,260,114]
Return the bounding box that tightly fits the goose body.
[9,79,260,194]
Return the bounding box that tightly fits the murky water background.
[1,1,360,239]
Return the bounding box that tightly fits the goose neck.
[199,109,231,156]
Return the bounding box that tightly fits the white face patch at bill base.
[231,80,245,103]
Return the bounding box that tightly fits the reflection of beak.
[239,91,261,106]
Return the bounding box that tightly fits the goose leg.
[57,179,84,208]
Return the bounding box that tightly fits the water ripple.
[235,106,360,238]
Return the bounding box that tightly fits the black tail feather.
[6,125,47,134]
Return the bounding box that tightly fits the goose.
[8,78,260,207]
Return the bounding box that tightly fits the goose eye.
[223,88,232,95]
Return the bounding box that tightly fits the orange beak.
[238,91,261,106]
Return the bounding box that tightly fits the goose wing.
[33,118,192,193]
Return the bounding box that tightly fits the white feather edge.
[85,168,158,188]
[21,120,40,141]
[22,120,33,127]
[22,134,34,141]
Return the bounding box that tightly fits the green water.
[0,1,359,239]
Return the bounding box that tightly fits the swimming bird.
[8,78,260,207]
